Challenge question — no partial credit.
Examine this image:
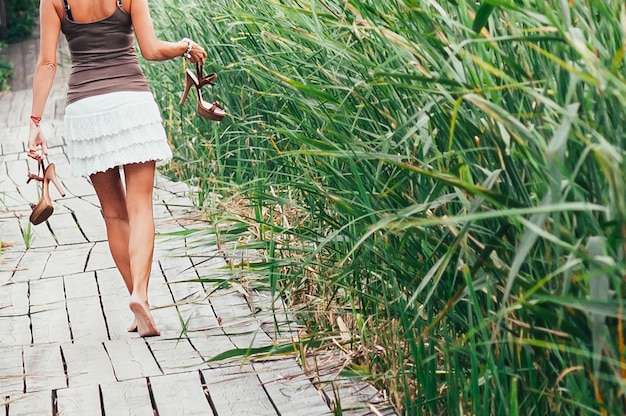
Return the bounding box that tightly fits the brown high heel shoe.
[180,63,227,121]
[27,159,66,225]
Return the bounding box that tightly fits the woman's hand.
[182,38,207,65]
[27,122,48,160]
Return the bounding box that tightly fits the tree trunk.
[0,0,8,41]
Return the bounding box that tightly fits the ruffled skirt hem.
[64,91,173,177]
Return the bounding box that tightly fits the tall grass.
[144,0,626,414]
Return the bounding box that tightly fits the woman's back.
[60,0,150,105]
[58,0,129,24]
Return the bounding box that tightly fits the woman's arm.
[28,0,62,159]
[129,0,206,63]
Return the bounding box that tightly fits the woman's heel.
[45,163,66,197]
[179,71,197,106]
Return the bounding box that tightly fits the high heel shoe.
[180,63,227,121]
[27,159,66,225]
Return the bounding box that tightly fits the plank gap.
[198,369,218,416]
[62,278,75,343]
[146,377,160,416]
[101,342,118,382]
[255,366,283,416]
[27,281,34,345]
[45,220,60,246]
[94,271,112,340]
[52,388,59,416]
[21,348,26,394]
[59,345,69,389]
[144,341,163,375]
[71,211,90,244]
[98,384,106,416]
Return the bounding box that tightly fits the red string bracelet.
[30,115,42,126]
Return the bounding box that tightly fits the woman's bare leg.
[90,168,138,332]
[90,167,132,290]
[90,162,160,336]
[122,161,159,337]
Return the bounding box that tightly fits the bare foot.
[129,295,160,337]
[127,319,138,333]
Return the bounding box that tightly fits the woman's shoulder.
[42,0,65,21]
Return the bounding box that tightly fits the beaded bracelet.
[30,115,42,127]
[183,39,193,59]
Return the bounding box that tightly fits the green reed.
[143,0,626,414]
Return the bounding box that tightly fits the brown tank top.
[60,0,151,105]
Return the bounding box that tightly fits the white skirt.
[64,91,173,177]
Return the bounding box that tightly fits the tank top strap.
[62,0,74,21]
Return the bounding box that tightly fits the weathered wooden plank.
[186,333,242,366]
[188,252,226,276]
[99,292,134,340]
[170,299,221,336]
[42,244,91,278]
[104,339,162,380]
[0,282,30,345]
[22,223,59,250]
[150,371,213,416]
[55,384,102,416]
[42,121,66,149]
[0,219,28,253]
[4,391,51,416]
[227,330,275,351]
[46,212,87,246]
[85,241,116,271]
[59,197,108,243]
[58,194,101,220]
[10,248,51,283]
[253,358,333,416]
[23,345,66,393]
[4,159,30,193]
[143,289,185,338]
[202,364,277,416]
[252,291,300,341]
[100,378,154,416]
[21,223,51,251]
[61,343,116,388]
[29,277,72,345]
[0,249,25,284]
[64,273,109,344]
[209,290,262,336]
[95,267,129,297]
[160,256,220,333]
[3,94,26,132]
[59,177,97,198]
[145,338,205,374]
[62,269,100,301]
[303,353,394,416]
[97,268,134,340]
[0,346,25,396]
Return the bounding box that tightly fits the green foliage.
[144,0,626,414]
[6,0,38,42]
[0,42,11,91]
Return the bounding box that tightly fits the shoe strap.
[196,63,218,85]
[26,158,47,184]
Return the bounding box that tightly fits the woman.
[27,0,207,337]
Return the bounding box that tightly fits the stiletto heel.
[180,72,195,106]
[180,63,226,121]
[27,159,65,225]
[46,163,66,198]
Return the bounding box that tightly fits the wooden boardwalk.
[0,38,395,415]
